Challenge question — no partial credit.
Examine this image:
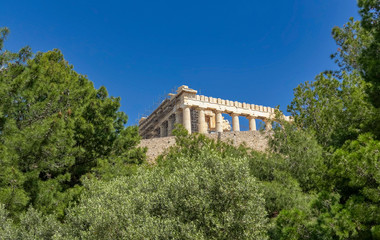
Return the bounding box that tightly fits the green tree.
[270,191,360,240]
[278,2,380,239]
[0,204,64,240]
[288,71,376,148]
[269,120,324,191]
[328,133,380,238]
[0,28,145,219]
[166,128,313,224]
[0,27,31,68]
[358,0,380,108]
[330,1,379,108]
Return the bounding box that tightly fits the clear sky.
[2,0,360,127]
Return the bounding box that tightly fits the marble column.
[215,111,223,133]
[247,116,256,131]
[175,109,182,125]
[183,106,191,134]
[197,108,207,134]
[160,123,167,137]
[167,116,174,136]
[231,113,240,132]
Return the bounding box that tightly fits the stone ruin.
[139,85,291,139]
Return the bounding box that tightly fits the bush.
[63,140,268,239]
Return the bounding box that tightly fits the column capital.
[230,112,239,117]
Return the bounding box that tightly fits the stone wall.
[206,131,269,152]
[139,136,177,163]
[139,131,269,163]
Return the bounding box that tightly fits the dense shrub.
[61,141,268,239]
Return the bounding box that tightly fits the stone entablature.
[139,85,290,139]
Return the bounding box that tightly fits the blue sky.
[2,0,359,126]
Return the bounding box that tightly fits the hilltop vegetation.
[0,1,379,239]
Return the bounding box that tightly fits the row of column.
[159,106,272,137]
[208,110,258,133]
[196,108,272,134]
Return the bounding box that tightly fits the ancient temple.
[138,85,290,139]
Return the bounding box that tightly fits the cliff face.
[139,131,269,163]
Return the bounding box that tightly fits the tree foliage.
[358,0,380,107]
[0,28,145,219]
[59,132,269,239]
[288,71,376,147]
[274,2,380,239]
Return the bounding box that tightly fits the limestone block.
[205,96,209,102]
[238,102,242,108]
[217,98,222,104]
[242,102,246,108]
[234,101,239,107]
[196,95,200,100]
[177,85,189,92]
[200,95,205,101]
[221,99,225,105]
[259,106,263,111]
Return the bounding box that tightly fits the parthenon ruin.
[139,85,291,139]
